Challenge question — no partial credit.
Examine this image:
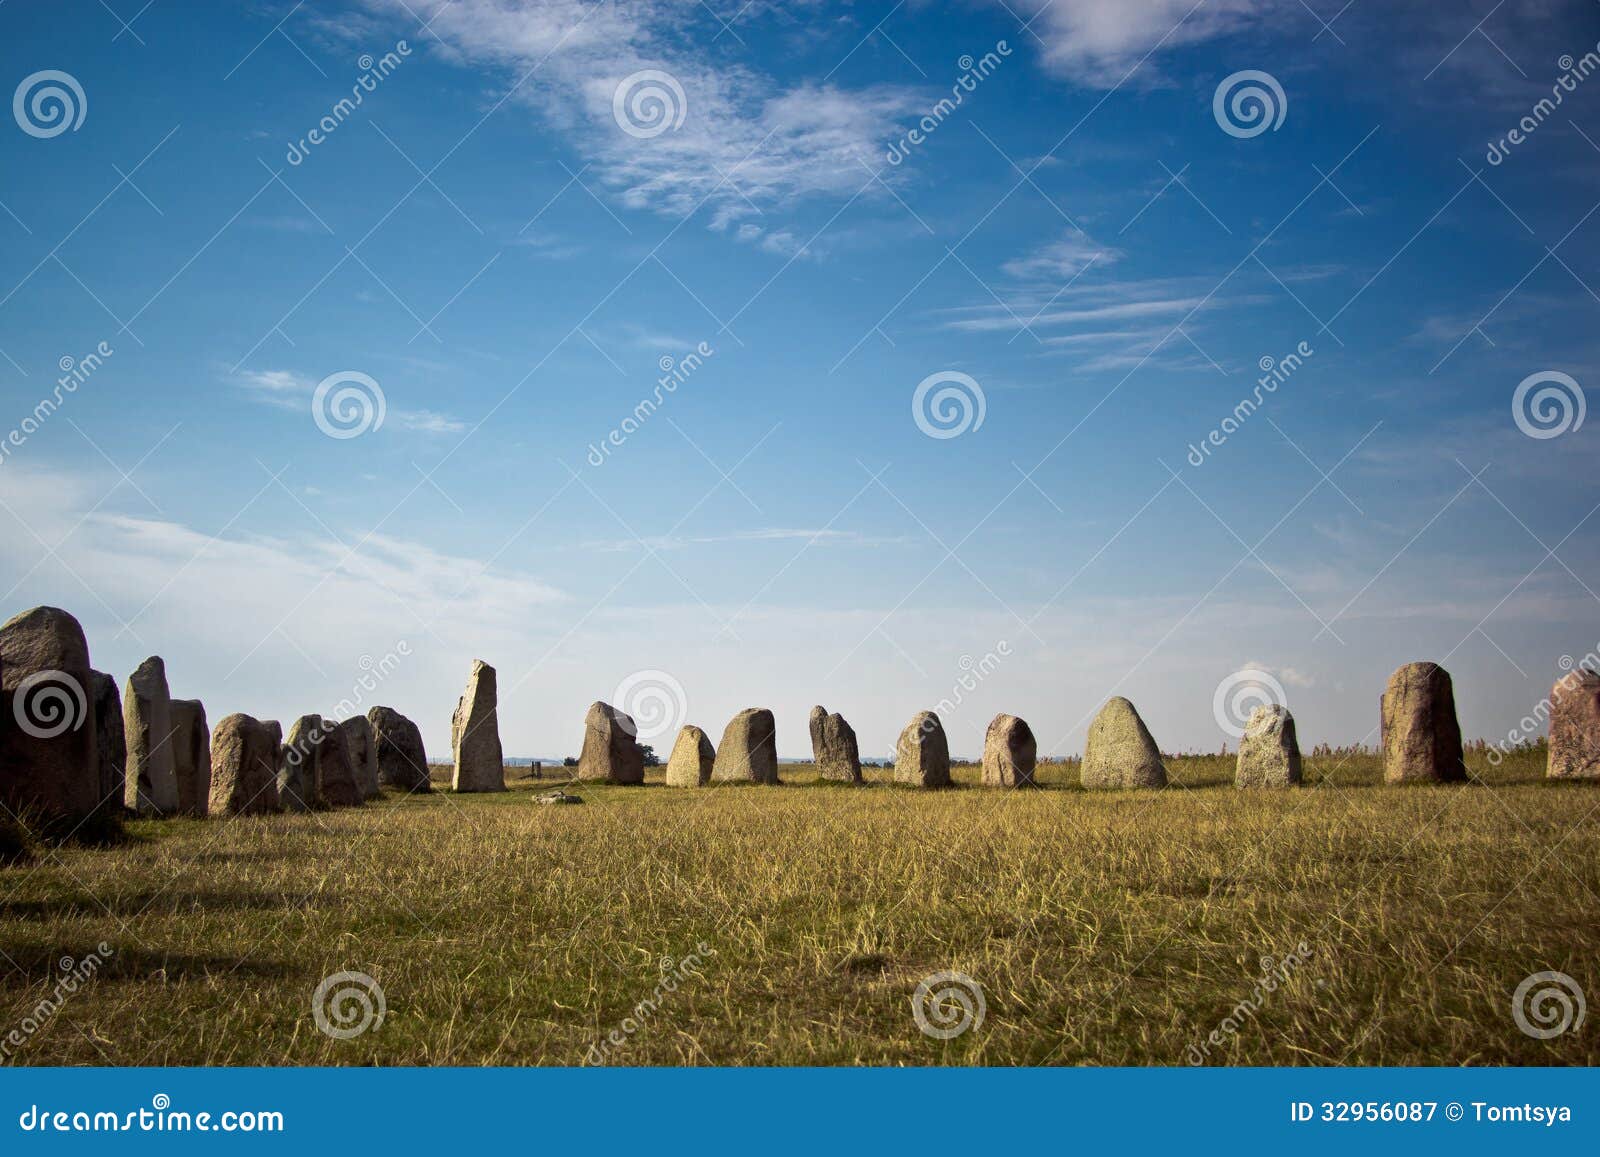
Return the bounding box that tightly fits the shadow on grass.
[0,943,295,984]
[0,888,315,922]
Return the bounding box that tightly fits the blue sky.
[2,0,1598,759]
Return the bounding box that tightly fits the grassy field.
[1,746,1597,1066]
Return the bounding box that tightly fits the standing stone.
[1547,667,1600,779]
[317,719,363,808]
[894,711,952,788]
[809,705,863,783]
[452,660,505,792]
[982,713,1037,787]
[1381,661,1466,784]
[576,701,645,784]
[0,606,100,826]
[367,706,430,792]
[337,715,383,800]
[711,708,779,784]
[665,724,715,787]
[1081,697,1167,789]
[209,713,282,816]
[1235,704,1302,788]
[170,698,212,817]
[278,714,323,812]
[123,656,179,816]
[90,670,126,815]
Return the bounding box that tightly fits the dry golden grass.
[1,747,1596,1066]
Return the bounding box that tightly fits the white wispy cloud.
[233,369,467,434]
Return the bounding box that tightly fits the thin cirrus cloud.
[233,369,467,434]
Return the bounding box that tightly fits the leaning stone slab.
[1548,667,1600,780]
[209,713,281,816]
[1234,704,1302,788]
[711,708,779,784]
[367,706,430,792]
[337,715,383,800]
[318,719,364,808]
[90,670,126,815]
[894,711,951,788]
[1381,661,1466,784]
[1081,697,1167,789]
[665,724,715,787]
[124,656,179,816]
[809,705,863,783]
[576,701,645,784]
[452,660,505,792]
[982,713,1037,787]
[278,714,323,812]
[0,606,100,825]
[170,698,212,817]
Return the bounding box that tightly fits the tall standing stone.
[367,706,430,792]
[452,660,505,792]
[809,705,863,783]
[1547,667,1600,779]
[982,713,1037,787]
[1381,661,1466,784]
[209,713,282,816]
[318,719,364,808]
[1234,704,1302,788]
[894,711,951,788]
[0,606,100,826]
[170,698,212,817]
[1081,697,1167,789]
[711,708,779,784]
[89,670,126,815]
[576,701,645,784]
[665,724,715,787]
[278,713,323,813]
[338,715,383,799]
[123,656,179,816]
